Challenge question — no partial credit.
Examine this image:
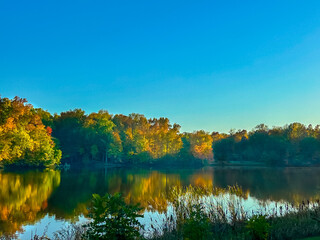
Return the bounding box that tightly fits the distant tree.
[85,110,121,163]
[52,109,86,163]
[213,138,235,162]
[5,96,320,167]
[213,123,320,166]
[112,114,183,164]
[184,131,213,163]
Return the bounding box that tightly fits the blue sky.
[1,1,320,133]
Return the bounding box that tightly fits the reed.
[31,185,320,240]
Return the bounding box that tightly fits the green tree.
[52,109,86,163]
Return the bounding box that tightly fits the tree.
[52,109,86,163]
[0,97,61,167]
[85,110,121,163]
[184,131,213,163]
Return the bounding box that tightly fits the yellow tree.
[0,97,61,167]
[186,131,213,162]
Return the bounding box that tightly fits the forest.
[1,96,320,168]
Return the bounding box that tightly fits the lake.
[1,166,320,239]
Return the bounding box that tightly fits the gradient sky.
[1,1,320,133]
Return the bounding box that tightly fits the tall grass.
[149,185,320,240]
[30,185,320,240]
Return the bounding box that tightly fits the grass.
[28,185,320,240]
[148,185,320,240]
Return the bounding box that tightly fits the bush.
[181,204,212,240]
[84,193,144,240]
[246,215,270,240]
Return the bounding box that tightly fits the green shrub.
[181,204,212,240]
[84,193,144,240]
[246,215,270,240]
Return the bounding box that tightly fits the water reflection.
[0,166,320,238]
[0,170,60,236]
[210,167,320,203]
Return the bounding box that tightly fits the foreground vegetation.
[2,96,320,167]
[31,186,320,240]
[150,186,320,240]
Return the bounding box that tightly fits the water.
[1,166,320,239]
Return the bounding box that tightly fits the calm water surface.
[1,166,320,239]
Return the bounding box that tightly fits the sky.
[1,1,320,133]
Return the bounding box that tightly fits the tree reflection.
[44,167,320,219]
[46,168,216,216]
[1,167,320,238]
[0,170,60,236]
[210,167,320,204]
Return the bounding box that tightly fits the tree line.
[1,96,320,167]
[213,123,320,166]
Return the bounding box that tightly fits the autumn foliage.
[2,96,320,167]
[0,97,61,167]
